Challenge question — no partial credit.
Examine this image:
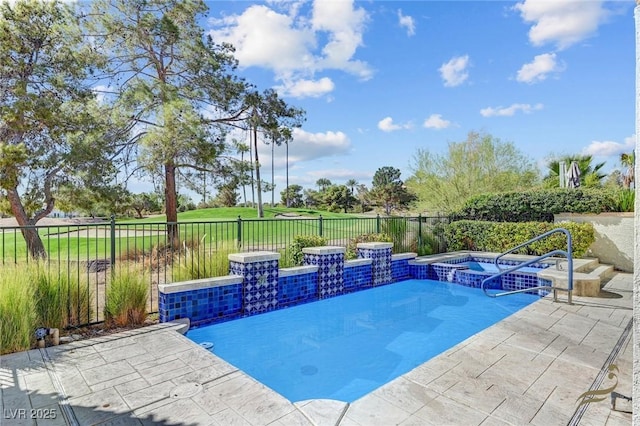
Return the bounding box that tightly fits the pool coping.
[0,272,632,425]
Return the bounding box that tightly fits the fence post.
[110,215,116,272]
[418,214,422,249]
[376,214,381,234]
[318,215,323,237]
[237,216,242,248]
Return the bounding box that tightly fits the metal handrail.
[481,228,573,303]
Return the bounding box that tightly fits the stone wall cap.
[279,265,319,277]
[392,252,417,260]
[302,246,346,254]
[158,275,243,294]
[357,242,394,249]
[228,251,281,263]
[345,258,373,267]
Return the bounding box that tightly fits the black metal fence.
[1,215,449,327]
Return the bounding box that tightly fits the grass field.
[1,207,381,262]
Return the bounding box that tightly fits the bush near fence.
[444,220,595,257]
[452,189,617,222]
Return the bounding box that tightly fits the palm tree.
[345,179,358,195]
[620,151,635,189]
[316,178,332,192]
[234,141,251,206]
[545,155,607,188]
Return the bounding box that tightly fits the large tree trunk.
[7,189,47,259]
[164,161,179,247]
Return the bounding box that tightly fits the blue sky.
[178,1,636,199]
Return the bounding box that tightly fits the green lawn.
[1,207,379,262]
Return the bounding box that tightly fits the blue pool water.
[186,279,537,402]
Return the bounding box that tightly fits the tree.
[130,192,162,219]
[89,0,249,244]
[544,155,607,188]
[355,184,370,213]
[345,179,358,195]
[369,167,416,215]
[233,140,251,206]
[304,188,321,208]
[620,151,635,189]
[280,184,304,208]
[0,0,120,258]
[323,185,357,213]
[316,178,332,192]
[406,131,539,213]
[246,89,305,217]
[213,180,239,207]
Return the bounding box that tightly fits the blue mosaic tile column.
[357,242,393,286]
[302,246,345,299]
[228,251,280,315]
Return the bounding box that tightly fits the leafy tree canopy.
[369,166,416,215]
[0,0,123,257]
[406,131,539,213]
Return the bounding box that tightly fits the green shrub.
[615,189,635,212]
[346,233,393,259]
[288,235,328,266]
[444,220,595,257]
[453,188,617,222]
[0,264,36,354]
[105,268,149,327]
[415,230,443,256]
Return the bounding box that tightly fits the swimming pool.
[186,279,537,402]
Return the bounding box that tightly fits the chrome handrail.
[481,228,573,303]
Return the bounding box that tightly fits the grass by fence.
[1,214,449,328]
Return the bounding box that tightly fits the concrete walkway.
[1,273,632,425]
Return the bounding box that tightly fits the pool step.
[540,260,615,297]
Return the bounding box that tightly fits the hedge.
[288,235,328,266]
[444,220,595,257]
[452,189,617,222]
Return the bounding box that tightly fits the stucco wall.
[555,213,634,272]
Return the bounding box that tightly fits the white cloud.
[517,53,565,84]
[480,103,544,117]
[582,135,635,157]
[275,77,335,98]
[398,9,415,36]
[209,5,315,73]
[254,128,351,171]
[439,55,470,87]
[514,0,610,50]
[209,0,372,98]
[377,117,411,132]
[311,0,371,79]
[287,128,352,161]
[423,114,451,130]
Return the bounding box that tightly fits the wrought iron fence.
[0,215,449,327]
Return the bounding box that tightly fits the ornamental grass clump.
[172,238,237,281]
[0,264,36,355]
[31,264,93,329]
[105,268,148,327]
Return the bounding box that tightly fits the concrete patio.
[1,272,632,425]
